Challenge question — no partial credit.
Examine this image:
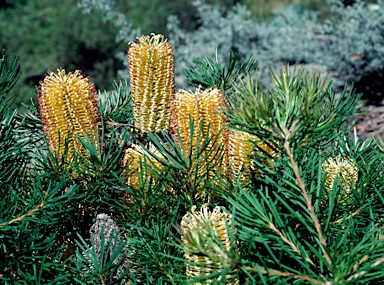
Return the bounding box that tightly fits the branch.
[267,222,317,269]
[0,202,45,228]
[100,121,138,129]
[330,208,361,225]
[348,225,384,279]
[347,258,384,281]
[283,139,332,266]
[243,265,325,285]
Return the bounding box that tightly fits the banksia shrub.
[128,34,175,134]
[38,68,99,162]
[180,205,239,284]
[4,36,384,284]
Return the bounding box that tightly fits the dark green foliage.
[0,0,129,110]
[184,51,258,97]
[0,51,21,111]
[0,51,25,192]
[1,180,80,284]
[228,66,359,140]
[226,134,384,284]
[124,212,184,283]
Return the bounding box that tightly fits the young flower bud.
[322,155,358,195]
[128,34,175,134]
[181,205,239,285]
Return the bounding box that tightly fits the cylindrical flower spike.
[171,87,228,165]
[128,34,175,134]
[322,155,358,195]
[121,144,164,191]
[38,69,99,162]
[170,88,196,153]
[181,205,239,285]
[227,128,278,182]
[227,129,257,181]
[195,88,228,146]
[171,87,228,150]
[170,87,228,195]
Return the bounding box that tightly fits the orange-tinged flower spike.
[181,205,239,285]
[322,155,358,194]
[128,34,175,134]
[38,69,99,162]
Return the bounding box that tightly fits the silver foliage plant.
[77,0,384,94]
[319,0,384,87]
[167,0,384,92]
[167,0,260,84]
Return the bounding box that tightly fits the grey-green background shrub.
[167,0,384,101]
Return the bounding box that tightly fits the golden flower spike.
[181,205,239,285]
[128,34,175,134]
[227,129,257,181]
[38,68,99,163]
[227,128,278,183]
[171,87,228,160]
[171,87,227,149]
[121,144,164,191]
[170,88,196,153]
[171,87,228,195]
[322,155,358,197]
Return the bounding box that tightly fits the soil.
[352,102,384,140]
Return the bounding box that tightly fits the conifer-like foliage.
[1,32,383,285]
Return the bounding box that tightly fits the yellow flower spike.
[195,88,228,142]
[170,88,196,154]
[181,205,239,285]
[121,144,164,191]
[227,128,279,182]
[171,87,228,148]
[322,155,358,196]
[172,87,228,158]
[227,129,257,180]
[38,68,100,162]
[128,34,175,134]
